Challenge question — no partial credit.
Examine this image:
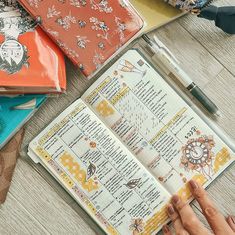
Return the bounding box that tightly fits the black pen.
[143,34,220,117]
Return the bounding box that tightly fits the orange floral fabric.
[18,0,144,77]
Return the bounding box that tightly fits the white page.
[82,49,235,197]
[29,99,171,235]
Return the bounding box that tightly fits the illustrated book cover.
[0,1,66,94]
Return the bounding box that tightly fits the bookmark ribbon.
[0,129,24,204]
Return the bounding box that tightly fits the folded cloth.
[0,129,24,204]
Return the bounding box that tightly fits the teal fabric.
[0,95,46,149]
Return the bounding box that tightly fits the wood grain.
[8,159,96,235]
[1,0,235,234]
[0,194,49,235]
[150,21,224,87]
[204,69,235,139]
[179,0,235,75]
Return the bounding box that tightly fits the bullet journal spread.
[28,49,235,235]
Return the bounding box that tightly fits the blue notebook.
[0,95,46,149]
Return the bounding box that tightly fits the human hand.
[163,180,235,235]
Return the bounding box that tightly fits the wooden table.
[1,0,234,234]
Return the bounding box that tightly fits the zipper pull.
[198,5,235,34]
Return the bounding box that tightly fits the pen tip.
[214,111,222,117]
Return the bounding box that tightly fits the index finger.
[189,180,234,234]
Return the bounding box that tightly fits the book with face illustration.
[28,48,235,235]
[0,1,66,94]
[0,95,46,149]
[17,0,144,78]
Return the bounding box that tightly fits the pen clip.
[153,35,180,65]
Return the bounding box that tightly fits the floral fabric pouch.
[165,0,235,34]
[164,0,210,13]
[17,0,144,78]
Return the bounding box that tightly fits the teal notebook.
[0,95,46,149]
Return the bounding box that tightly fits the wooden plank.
[204,69,235,140]
[190,69,235,224]
[179,0,235,76]
[8,158,96,235]
[149,21,224,87]
[0,194,49,235]
[25,159,75,205]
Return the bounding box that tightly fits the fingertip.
[188,179,199,192]
[162,224,171,235]
[188,180,206,200]
[171,194,181,205]
[167,204,175,216]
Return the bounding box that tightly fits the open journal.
[28,49,235,235]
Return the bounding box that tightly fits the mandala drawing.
[180,135,215,177]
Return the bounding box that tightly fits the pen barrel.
[189,85,219,114]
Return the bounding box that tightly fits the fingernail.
[172,195,180,205]
[167,204,175,215]
[163,225,169,233]
[229,215,235,224]
[189,180,198,191]
[205,207,217,217]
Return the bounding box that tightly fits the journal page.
[82,49,235,198]
[29,99,171,235]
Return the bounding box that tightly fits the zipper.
[201,0,214,10]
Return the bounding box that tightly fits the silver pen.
[142,34,220,117]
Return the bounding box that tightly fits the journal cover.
[0,95,46,149]
[18,0,144,77]
[131,0,183,32]
[0,1,66,94]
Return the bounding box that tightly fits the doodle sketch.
[118,59,147,78]
[124,178,141,189]
[0,0,36,74]
[115,90,159,137]
[129,218,144,235]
